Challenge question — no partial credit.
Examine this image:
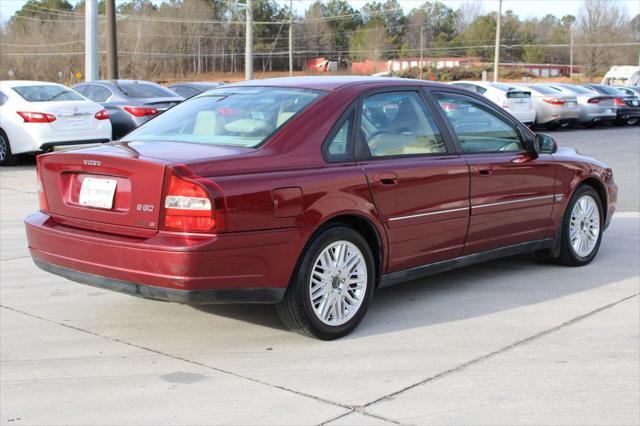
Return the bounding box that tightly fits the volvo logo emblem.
[83,160,101,166]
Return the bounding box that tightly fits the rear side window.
[118,82,177,99]
[324,110,353,162]
[12,85,83,102]
[123,87,322,148]
[434,92,524,153]
[85,85,112,102]
[0,91,7,106]
[360,91,446,157]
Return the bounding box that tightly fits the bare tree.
[577,0,629,77]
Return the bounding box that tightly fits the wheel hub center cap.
[331,276,341,289]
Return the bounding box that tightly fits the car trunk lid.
[505,90,533,111]
[38,141,251,237]
[35,100,103,132]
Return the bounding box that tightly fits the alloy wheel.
[309,240,368,326]
[569,194,601,257]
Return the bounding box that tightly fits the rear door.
[430,90,556,254]
[356,88,470,272]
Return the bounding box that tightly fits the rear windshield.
[12,85,84,102]
[590,85,626,96]
[560,84,595,95]
[122,87,323,148]
[491,83,520,92]
[118,82,177,99]
[528,85,559,95]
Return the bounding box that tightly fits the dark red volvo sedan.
[25,77,617,339]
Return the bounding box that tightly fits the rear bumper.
[25,212,309,303]
[33,259,284,304]
[41,139,111,150]
[615,107,640,120]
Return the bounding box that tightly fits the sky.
[1,0,639,22]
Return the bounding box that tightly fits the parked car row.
[450,81,640,129]
[0,79,223,166]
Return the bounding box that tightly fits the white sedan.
[0,80,111,166]
[449,81,537,125]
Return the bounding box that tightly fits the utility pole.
[106,0,119,79]
[84,0,98,81]
[493,0,502,82]
[245,0,253,80]
[569,25,574,80]
[419,25,424,80]
[289,0,293,76]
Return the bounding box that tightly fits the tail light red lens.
[36,158,50,212]
[613,98,626,106]
[161,169,221,233]
[123,106,158,117]
[94,109,110,120]
[17,111,56,123]
[543,98,566,105]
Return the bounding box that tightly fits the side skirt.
[378,238,554,288]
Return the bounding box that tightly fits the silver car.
[512,84,580,129]
[74,80,184,139]
[540,83,617,128]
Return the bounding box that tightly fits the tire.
[0,130,17,166]
[556,185,604,266]
[626,117,639,125]
[276,225,375,340]
[583,121,598,129]
[545,122,560,130]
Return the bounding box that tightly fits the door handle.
[478,167,492,176]
[373,172,398,185]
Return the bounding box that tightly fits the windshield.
[118,82,178,99]
[122,87,323,148]
[12,85,84,102]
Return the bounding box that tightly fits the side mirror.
[534,134,557,154]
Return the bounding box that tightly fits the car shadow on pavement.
[192,216,638,338]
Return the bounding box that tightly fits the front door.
[356,89,470,272]
[430,90,556,254]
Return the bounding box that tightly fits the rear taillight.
[36,158,50,212]
[94,109,110,120]
[161,168,222,233]
[124,106,158,117]
[587,98,601,104]
[17,111,56,123]
[543,98,566,105]
[613,98,626,106]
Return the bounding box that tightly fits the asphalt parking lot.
[1,126,639,425]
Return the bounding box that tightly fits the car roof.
[222,76,449,91]
[169,82,220,88]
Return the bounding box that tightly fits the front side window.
[360,91,446,157]
[122,87,322,148]
[434,92,525,153]
[12,85,84,102]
